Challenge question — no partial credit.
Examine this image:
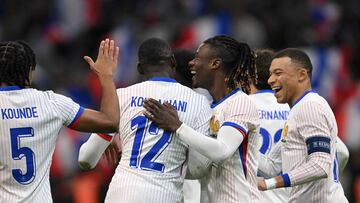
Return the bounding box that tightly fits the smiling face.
[188,43,216,89]
[268,57,303,106]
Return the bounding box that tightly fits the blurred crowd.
[1,0,360,202]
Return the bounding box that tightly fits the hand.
[143,98,182,132]
[258,179,267,191]
[84,38,119,77]
[103,141,121,166]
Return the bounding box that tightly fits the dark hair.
[138,38,173,66]
[254,49,274,90]
[273,48,313,79]
[203,35,256,93]
[173,48,194,87]
[0,40,36,87]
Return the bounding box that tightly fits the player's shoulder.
[292,92,332,120]
[231,90,257,107]
[22,88,58,100]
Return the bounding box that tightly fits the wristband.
[264,178,277,190]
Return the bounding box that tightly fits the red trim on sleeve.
[97,133,112,142]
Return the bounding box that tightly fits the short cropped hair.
[273,48,313,79]
[254,49,274,90]
[138,38,173,66]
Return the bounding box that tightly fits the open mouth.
[190,70,196,80]
[272,86,282,94]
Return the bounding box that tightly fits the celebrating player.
[248,49,290,202]
[143,35,262,202]
[0,39,119,202]
[258,48,348,202]
[78,38,212,202]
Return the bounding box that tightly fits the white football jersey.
[200,88,261,203]
[282,90,348,203]
[105,77,211,203]
[0,86,83,203]
[249,90,290,203]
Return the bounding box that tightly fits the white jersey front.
[282,90,347,203]
[105,77,211,203]
[200,88,261,203]
[249,90,290,203]
[0,86,83,203]
[183,88,213,203]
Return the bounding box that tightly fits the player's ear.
[137,62,144,74]
[170,54,176,69]
[297,67,308,82]
[210,58,221,70]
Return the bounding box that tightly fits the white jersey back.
[105,78,211,203]
[200,88,261,203]
[0,86,82,203]
[282,91,347,202]
[249,90,290,202]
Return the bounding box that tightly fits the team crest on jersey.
[210,115,220,137]
[281,123,288,143]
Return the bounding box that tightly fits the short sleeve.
[49,91,84,127]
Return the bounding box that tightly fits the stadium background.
[1,0,360,202]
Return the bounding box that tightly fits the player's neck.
[0,82,10,87]
[289,84,312,107]
[143,72,173,80]
[209,77,229,103]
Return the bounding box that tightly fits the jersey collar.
[291,89,317,109]
[255,89,274,94]
[147,77,177,83]
[0,86,23,91]
[211,88,241,109]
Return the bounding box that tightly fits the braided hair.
[0,40,36,87]
[203,35,256,93]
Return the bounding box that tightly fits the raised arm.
[72,39,120,133]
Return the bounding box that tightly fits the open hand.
[143,98,182,132]
[84,38,119,77]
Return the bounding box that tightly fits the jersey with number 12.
[0,86,83,203]
[105,77,211,203]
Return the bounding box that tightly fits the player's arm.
[336,137,349,173]
[143,98,245,164]
[258,142,282,178]
[185,104,213,178]
[178,124,244,164]
[70,39,120,133]
[78,133,114,170]
[186,148,212,179]
[258,102,332,191]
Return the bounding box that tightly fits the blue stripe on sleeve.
[306,136,331,155]
[68,106,84,127]
[221,122,248,135]
[281,173,291,187]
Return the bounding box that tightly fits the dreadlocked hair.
[0,40,36,87]
[203,35,256,94]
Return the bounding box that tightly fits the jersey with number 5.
[0,86,83,203]
[105,78,211,203]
